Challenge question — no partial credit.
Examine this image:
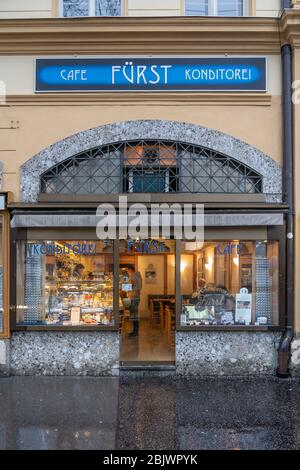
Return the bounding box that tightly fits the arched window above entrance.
[40,140,263,195]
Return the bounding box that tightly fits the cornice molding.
[6,93,273,107]
[0,16,282,55]
[280,9,300,47]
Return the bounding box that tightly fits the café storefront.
[5,118,286,376]
[1,10,300,376]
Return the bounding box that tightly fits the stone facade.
[0,339,10,376]
[290,335,300,377]
[20,120,282,203]
[176,332,281,376]
[9,332,119,376]
[2,330,297,377]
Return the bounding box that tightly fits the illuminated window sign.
[35,57,267,92]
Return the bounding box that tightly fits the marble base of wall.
[9,332,119,376]
[290,334,300,377]
[176,332,281,376]
[0,339,10,376]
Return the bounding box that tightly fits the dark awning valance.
[11,213,284,228]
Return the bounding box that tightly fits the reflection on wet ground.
[0,376,299,450]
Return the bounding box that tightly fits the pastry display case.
[16,240,114,327]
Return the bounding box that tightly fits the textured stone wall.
[290,334,300,377]
[0,339,10,376]
[20,120,282,202]
[10,332,120,376]
[176,331,281,376]
[5,330,293,377]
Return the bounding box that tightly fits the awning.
[11,213,284,228]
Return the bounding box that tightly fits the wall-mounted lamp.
[205,262,212,272]
[180,261,187,273]
[233,257,239,267]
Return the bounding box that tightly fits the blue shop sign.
[35,57,267,92]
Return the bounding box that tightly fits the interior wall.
[137,255,165,318]
[181,254,194,295]
[203,247,215,285]
[167,254,175,295]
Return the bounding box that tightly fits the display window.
[180,240,280,327]
[16,240,115,327]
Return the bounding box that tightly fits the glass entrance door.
[119,240,175,364]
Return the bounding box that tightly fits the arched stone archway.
[20,120,282,202]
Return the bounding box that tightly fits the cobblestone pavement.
[0,376,299,450]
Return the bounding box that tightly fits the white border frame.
[34,55,268,94]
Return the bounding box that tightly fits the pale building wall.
[128,0,181,16]
[0,55,282,96]
[0,0,52,19]
[0,0,286,19]
[255,0,282,18]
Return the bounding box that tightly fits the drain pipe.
[282,0,291,8]
[277,43,294,378]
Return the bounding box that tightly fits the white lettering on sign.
[112,62,172,85]
[185,67,252,81]
[60,69,87,81]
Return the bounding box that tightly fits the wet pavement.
[0,376,299,450]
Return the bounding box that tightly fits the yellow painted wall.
[180,254,194,295]
[137,255,165,317]
[0,99,282,201]
[0,53,283,200]
[0,55,282,96]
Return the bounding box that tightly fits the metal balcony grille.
[40,140,263,195]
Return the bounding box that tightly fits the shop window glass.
[185,0,244,16]
[16,240,114,327]
[62,0,121,17]
[0,217,3,333]
[180,240,279,327]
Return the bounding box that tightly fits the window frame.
[59,0,125,17]
[175,226,286,332]
[184,0,248,16]
[10,225,285,333]
[10,232,120,332]
[40,140,263,197]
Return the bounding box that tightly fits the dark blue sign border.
[35,57,267,93]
